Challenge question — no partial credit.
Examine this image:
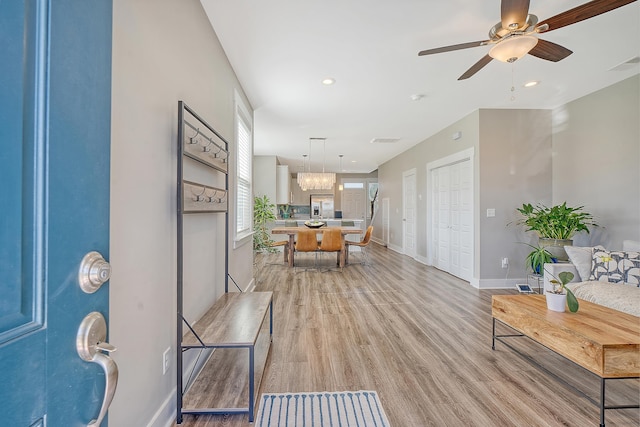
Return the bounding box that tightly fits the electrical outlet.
[501,257,509,269]
[162,347,171,375]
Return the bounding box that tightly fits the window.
[235,93,252,244]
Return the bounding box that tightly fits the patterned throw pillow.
[624,251,640,286]
[589,249,626,283]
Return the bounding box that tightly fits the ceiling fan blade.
[537,0,637,33]
[458,55,493,80]
[418,40,489,56]
[528,39,573,62]
[501,0,531,29]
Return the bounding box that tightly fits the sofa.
[543,240,640,317]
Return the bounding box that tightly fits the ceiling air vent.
[609,56,640,72]
[370,137,400,144]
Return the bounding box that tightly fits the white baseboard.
[476,278,526,290]
[387,243,403,254]
[371,237,385,246]
[415,254,428,265]
[146,387,176,427]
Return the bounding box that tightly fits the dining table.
[271,226,363,268]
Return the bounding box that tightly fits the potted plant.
[546,270,579,313]
[515,202,597,260]
[279,204,291,219]
[253,195,277,253]
[524,244,554,275]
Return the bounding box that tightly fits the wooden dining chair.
[294,229,320,269]
[345,225,373,265]
[318,228,343,270]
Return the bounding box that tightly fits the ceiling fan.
[418,0,638,80]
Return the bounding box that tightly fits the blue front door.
[0,1,113,425]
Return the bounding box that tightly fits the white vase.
[546,292,567,312]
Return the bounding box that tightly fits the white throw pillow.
[564,245,604,282]
[623,240,640,252]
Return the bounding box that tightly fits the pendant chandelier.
[297,138,336,191]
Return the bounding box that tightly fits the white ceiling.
[201,0,639,174]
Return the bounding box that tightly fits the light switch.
[486,208,496,218]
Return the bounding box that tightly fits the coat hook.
[188,127,200,144]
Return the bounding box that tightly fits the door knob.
[77,312,118,427]
[78,251,111,293]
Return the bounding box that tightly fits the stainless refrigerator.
[310,194,335,219]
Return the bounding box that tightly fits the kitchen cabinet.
[276,165,290,204]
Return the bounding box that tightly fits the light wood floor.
[176,243,639,426]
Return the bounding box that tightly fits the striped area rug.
[256,390,390,427]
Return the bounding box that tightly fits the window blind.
[235,102,252,235]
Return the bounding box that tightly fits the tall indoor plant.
[253,195,277,252]
[515,202,597,260]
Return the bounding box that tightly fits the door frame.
[426,148,475,270]
[402,168,417,258]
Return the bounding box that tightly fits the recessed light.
[322,78,335,85]
[523,80,540,88]
[410,94,425,101]
[351,160,357,163]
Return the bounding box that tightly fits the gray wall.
[377,111,479,260]
[553,75,640,248]
[377,76,639,287]
[478,109,552,283]
[110,0,253,425]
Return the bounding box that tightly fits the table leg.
[339,238,346,267]
[492,317,496,350]
[288,234,295,267]
[249,345,255,422]
[600,377,605,427]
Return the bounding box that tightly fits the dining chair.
[294,229,320,269]
[345,225,373,265]
[318,228,343,271]
[268,220,299,264]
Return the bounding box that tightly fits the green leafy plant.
[253,195,277,252]
[524,244,554,275]
[515,202,597,240]
[547,270,579,313]
[279,204,291,219]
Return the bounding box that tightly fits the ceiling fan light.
[489,35,538,63]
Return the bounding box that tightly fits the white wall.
[254,155,277,205]
[552,75,640,248]
[110,0,253,425]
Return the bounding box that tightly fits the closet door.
[434,167,450,271]
[431,159,473,282]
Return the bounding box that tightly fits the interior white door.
[430,159,473,282]
[403,169,417,258]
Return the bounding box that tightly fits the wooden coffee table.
[492,295,640,427]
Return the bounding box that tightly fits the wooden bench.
[178,291,273,423]
[492,295,639,427]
